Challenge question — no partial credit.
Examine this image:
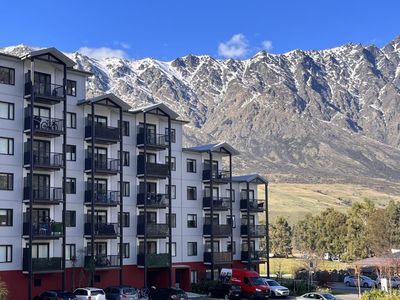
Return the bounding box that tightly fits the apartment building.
[0,47,269,300]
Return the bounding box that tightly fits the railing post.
[246,182,251,270]
[209,151,214,281]
[143,112,148,289]
[62,61,67,291]
[90,102,95,286]
[265,183,270,278]
[119,106,124,285]
[167,115,173,287]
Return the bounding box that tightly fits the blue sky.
[1,0,399,60]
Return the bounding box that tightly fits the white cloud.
[113,41,131,49]
[261,40,273,52]
[78,46,128,59]
[218,34,249,58]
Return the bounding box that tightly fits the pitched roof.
[21,47,76,68]
[129,103,181,120]
[232,174,268,184]
[184,142,240,156]
[77,93,131,111]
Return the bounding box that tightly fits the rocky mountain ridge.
[2,38,400,186]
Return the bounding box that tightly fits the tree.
[270,216,293,258]
[294,213,318,256]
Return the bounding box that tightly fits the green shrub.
[0,278,8,300]
[361,289,400,300]
[191,280,217,294]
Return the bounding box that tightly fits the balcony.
[203,224,231,237]
[23,186,63,205]
[85,118,120,144]
[84,189,120,207]
[240,198,266,212]
[24,79,65,104]
[24,109,64,137]
[203,252,232,265]
[137,216,169,238]
[241,250,265,262]
[136,155,169,179]
[22,217,63,240]
[137,192,168,208]
[202,169,230,184]
[202,196,230,211]
[84,221,119,239]
[24,149,63,170]
[23,253,62,273]
[137,132,168,150]
[137,253,170,268]
[85,156,120,175]
[240,225,267,237]
[84,255,120,270]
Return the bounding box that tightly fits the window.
[187,242,197,256]
[165,128,176,143]
[187,186,197,200]
[66,112,77,129]
[118,151,130,166]
[66,178,76,194]
[118,212,130,227]
[227,189,235,202]
[166,242,176,257]
[190,270,198,284]
[187,214,197,228]
[0,173,13,190]
[0,66,15,85]
[227,241,236,255]
[119,121,130,136]
[0,245,12,263]
[0,102,14,120]
[166,156,176,171]
[0,137,13,155]
[165,185,176,199]
[0,209,12,226]
[118,243,130,258]
[65,211,76,227]
[227,215,236,228]
[186,159,196,173]
[166,213,176,228]
[66,244,76,260]
[121,182,130,197]
[66,80,77,96]
[66,145,76,161]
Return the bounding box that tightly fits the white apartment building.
[0,47,269,300]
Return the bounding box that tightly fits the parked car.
[261,278,290,297]
[207,283,241,299]
[104,285,137,299]
[375,276,400,288]
[344,275,375,288]
[74,287,106,300]
[148,287,188,300]
[296,292,336,300]
[34,290,77,300]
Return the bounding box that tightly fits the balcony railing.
[84,221,119,237]
[240,225,267,237]
[24,79,65,103]
[203,252,232,264]
[137,192,168,208]
[23,186,63,204]
[84,255,120,269]
[24,109,64,136]
[240,198,266,211]
[85,118,120,143]
[24,149,63,169]
[202,169,230,183]
[137,253,170,268]
[202,196,230,210]
[23,254,62,273]
[137,216,169,238]
[137,132,168,149]
[137,155,169,178]
[84,189,120,206]
[23,216,63,238]
[85,156,120,174]
[203,224,231,237]
[241,250,264,262]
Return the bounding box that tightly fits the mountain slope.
[2,38,400,185]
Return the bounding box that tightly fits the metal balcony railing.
[84,255,120,269]
[22,214,63,238]
[137,216,169,237]
[137,155,169,178]
[24,148,63,169]
[85,118,120,142]
[241,250,264,262]
[202,196,230,210]
[137,253,170,267]
[203,251,232,264]
[84,189,120,206]
[23,254,62,272]
[137,192,168,207]
[23,186,63,204]
[137,132,168,148]
[85,156,120,173]
[240,225,267,237]
[24,79,65,101]
[202,169,230,182]
[240,198,266,211]
[24,109,64,135]
[84,221,119,237]
[203,224,231,237]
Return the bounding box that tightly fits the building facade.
[0,48,269,300]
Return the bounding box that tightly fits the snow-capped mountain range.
[2,37,400,185]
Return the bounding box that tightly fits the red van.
[225,269,270,299]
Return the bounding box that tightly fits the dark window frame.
[186,158,196,173]
[118,242,130,258]
[122,181,130,197]
[66,112,77,129]
[0,173,13,190]
[166,213,176,228]
[166,242,177,257]
[66,144,76,161]
[0,66,15,85]
[0,101,14,120]
[187,214,197,228]
[0,137,14,155]
[187,242,197,256]
[166,156,176,171]
[65,210,76,227]
[118,212,130,227]
[66,177,76,194]
[66,244,76,260]
[165,128,176,143]
[119,151,130,166]
[66,80,77,97]
[119,120,130,136]
[0,209,12,226]
[166,184,176,199]
[0,245,12,263]
[187,186,197,200]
